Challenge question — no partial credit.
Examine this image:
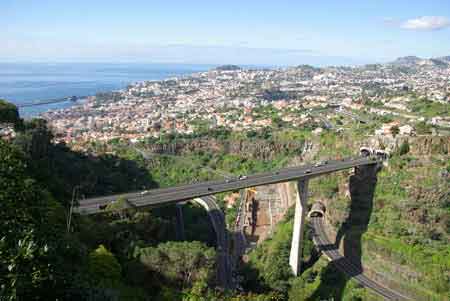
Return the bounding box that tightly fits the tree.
[271,116,284,128]
[87,245,122,288]
[0,140,80,300]
[243,215,295,294]
[390,125,400,137]
[398,140,410,156]
[0,99,21,128]
[138,241,216,288]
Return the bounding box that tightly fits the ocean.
[0,63,215,117]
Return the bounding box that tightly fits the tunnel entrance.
[308,202,326,218]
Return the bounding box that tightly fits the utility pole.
[67,185,80,233]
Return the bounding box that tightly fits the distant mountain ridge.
[215,64,241,71]
[437,56,450,62]
[391,55,450,67]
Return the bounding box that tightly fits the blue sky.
[2,0,450,66]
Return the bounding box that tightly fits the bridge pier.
[289,179,309,276]
[175,203,185,241]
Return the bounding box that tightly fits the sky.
[2,0,450,66]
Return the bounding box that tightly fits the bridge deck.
[76,157,378,215]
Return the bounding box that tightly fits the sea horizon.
[0,62,225,117]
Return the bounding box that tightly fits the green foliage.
[243,209,314,295]
[87,245,122,288]
[182,288,284,301]
[409,98,450,118]
[363,234,450,295]
[391,125,400,137]
[14,119,52,160]
[271,115,284,128]
[313,175,339,199]
[13,125,156,205]
[398,140,410,156]
[373,113,394,124]
[288,257,377,301]
[0,230,52,300]
[2,106,448,300]
[0,140,84,300]
[138,241,216,288]
[181,204,216,245]
[415,121,432,135]
[0,99,21,128]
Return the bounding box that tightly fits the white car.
[238,175,248,180]
[140,190,150,196]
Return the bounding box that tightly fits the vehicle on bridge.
[140,190,151,196]
[308,202,326,218]
[314,160,328,167]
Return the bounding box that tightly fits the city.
[42,57,450,148]
[1,1,450,300]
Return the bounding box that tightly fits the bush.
[138,241,216,288]
[88,245,122,288]
[0,99,21,127]
[398,140,410,156]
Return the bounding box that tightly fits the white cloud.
[401,16,450,31]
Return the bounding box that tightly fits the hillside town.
[42,57,450,145]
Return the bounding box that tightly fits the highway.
[311,217,410,300]
[75,156,378,215]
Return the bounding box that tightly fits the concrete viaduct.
[75,156,380,277]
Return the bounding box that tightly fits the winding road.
[311,217,410,300]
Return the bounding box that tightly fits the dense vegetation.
[83,120,449,300]
[409,97,450,118]
[0,101,282,300]
[0,99,22,128]
[1,99,448,300]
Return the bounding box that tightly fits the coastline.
[0,62,216,118]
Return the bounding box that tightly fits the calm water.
[0,63,214,117]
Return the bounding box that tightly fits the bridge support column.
[289,179,309,276]
[175,203,185,241]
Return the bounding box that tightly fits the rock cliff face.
[367,136,449,156]
[145,138,305,160]
[146,136,449,164]
[243,182,298,244]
